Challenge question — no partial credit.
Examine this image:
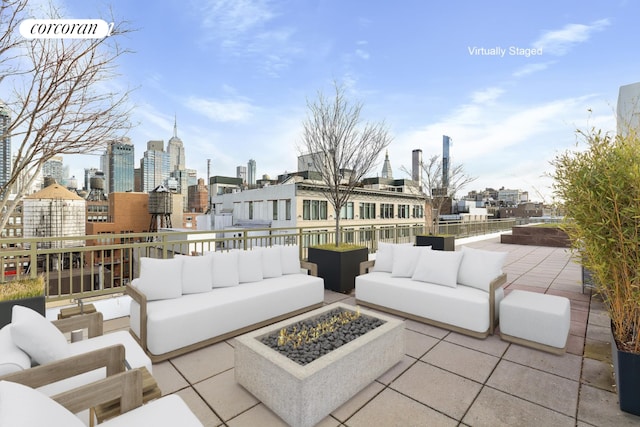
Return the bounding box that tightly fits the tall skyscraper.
[43,156,64,182]
[442,135,451,190]
[0,101,11,192]
[412,149,422,188]
[247,159,256,187]
[167,116,185,172]
[102,138,134,193]
[141,140,169,192]
[236,165,247,184]
[617,82,640,135]
[381,150,393,179]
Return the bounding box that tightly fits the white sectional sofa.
[127,245,325,362]
[356,244,507,338]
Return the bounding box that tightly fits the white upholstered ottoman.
[499,290,571,354]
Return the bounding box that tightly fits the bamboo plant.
[552,127,640,353]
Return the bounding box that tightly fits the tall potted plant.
[552,127,640,415]
[300,81,391,293]
[0,276,46,328]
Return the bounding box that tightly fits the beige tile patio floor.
[104,238,640,426]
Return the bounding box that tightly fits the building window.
[271,200,278,220]
[248,201,253,220]
[380,203,394,219]
[359,202,375,219]
[285,199,291,220]
[340,202,354,219]
[413,205,424,218]
[303,200,328,220]
[398,204,410,219]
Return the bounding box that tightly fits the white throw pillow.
[209,251,240,287]
[136,257,183,300]
[391,245,426,277]
[175,255,213,294]
[373,242,415,273]
[261,246,283,278]
[457,246,507,292]
[0,380,85,427]
[0,325,31,375]
[278,245,301,275]
[238,250,264,283]
[372,242,394,272]
[10,306,70,365]
[412,249,464,288]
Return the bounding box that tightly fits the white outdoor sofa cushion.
[356,244,507,338]
[127,245,325,362]
[357,272,504,335]
[130,274,324,356]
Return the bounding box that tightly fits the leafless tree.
[402,154,476,234]
[299,82,392,246]
[0,0,134,229]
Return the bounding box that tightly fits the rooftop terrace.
[98,238,640,426]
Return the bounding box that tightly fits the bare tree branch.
[0,1,134,229]
[299,82,392,246]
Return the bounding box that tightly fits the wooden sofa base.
[130,302,324,363]
[355,300,493,339]
[499,331,567,355]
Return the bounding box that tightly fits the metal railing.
[0,219,518,302]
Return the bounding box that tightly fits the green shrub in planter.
[552,127,640,414]
[0,276,46,328]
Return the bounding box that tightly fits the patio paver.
[102,238,640,426]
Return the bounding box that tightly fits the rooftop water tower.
[148,184,172,232]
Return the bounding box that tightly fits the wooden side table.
[90,367,161,425]
[58,303,97,319]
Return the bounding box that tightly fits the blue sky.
[57,0,638,201]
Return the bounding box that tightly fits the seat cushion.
[132,274,324,356]
[0,325,30,376]
[500,290,570,348]
[36,330,152,399]
[101,394,203,427]
[0,380,85,427]
[356,272,501,334]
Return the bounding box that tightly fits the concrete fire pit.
[234,302,404,427]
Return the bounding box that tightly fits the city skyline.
[23,1,640,201]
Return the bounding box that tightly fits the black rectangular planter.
[0,296,46,328]
[611,327,640,415]
[415,235,455,251]
[307,246,368,293]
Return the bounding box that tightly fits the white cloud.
[200,0,275,37]
[388,87,615,200]
[186,97,255,122]
[196,0,301,77]
[533,19,610,56]
[512,62,554,77]
[355,49,370,60]
[470,87,504,104]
